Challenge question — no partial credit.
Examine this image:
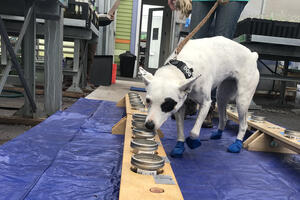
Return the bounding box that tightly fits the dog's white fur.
[140,36,259,143]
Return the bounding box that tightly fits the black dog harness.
[167,59,193,79]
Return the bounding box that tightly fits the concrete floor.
[1,78,300,145]
[0,79,146,145]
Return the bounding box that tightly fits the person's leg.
[190,1,215,39]
[214,1,247,39]
[187,2,216,122]
[87,42,97,84]
[203,2,247,127]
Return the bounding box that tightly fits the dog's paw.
[227,139,243,153]
[210,129,223,140]
[186,137,201,149]
[170,141,185,158]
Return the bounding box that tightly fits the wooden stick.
[112,116,127,135]
[175,1,218,55]
[108,0,121,17]
[0,116,45,126]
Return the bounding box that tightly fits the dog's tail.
[252,52,259,61]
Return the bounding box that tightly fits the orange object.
[115,38,130,44]
[112,64,117,84]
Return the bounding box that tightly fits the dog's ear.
[179,74,201,93]
[139,67,153,86]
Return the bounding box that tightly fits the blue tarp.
[0,98,299,200]
[160,117,300,200]
[0,98,124,200]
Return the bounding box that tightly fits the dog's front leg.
[170,106,185,158]
[186,99,211,149]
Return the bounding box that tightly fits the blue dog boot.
[186,136,202,149]
[227,139,243,153]
[210,129,223,140]
[170,141,185,158]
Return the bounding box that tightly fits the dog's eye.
[161,98,177,113]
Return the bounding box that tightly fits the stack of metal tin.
[249,115,266,123]
[284,129,300,140]
[127,93,165,175]
[128,92,145,111]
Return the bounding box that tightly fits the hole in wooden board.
[150,187,165,193]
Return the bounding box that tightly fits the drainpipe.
[131,0,142,78]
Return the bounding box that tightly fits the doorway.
[137,0,173,75]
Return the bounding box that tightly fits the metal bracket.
[153,175,175,185]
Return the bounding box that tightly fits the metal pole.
[280,61,289,104]
[0,16,37,112]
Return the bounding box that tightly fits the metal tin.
[130,102,144,106]
[250,115,265,122]
[129,100,143,104]
[128,92,139,96]
[131,153,165,171]
[247,111,254,116]
[284,129,300,139]
[133,114,147,118]
[133,114,147,121]
[131,105,145,109]
[132,118,145,123]
[130,138,158,152]
[132,128,155,139]
[129,97,142,101]
[132,121,146,129]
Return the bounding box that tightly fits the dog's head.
[139,67,199,130]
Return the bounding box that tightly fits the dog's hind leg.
[211,79,237,140]
[228,72,259,153]
[170,106,186,158]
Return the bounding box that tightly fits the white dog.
[139,36,259,157]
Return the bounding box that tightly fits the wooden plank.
[119,114,183,200]
[4,86,85,98]
[247,133,297,154]
[243,130,261,148]
[0,116,45,126]
[124,94,148,115]
[157,129,164,139]
[116,96,126,107]
[112,116,127,135]
[226,109,300,153]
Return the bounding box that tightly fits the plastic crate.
[271,20,299,38]
[64,0,100,29]
[235,18,300,39]
[64,1,91,28]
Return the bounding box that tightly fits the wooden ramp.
[226,109,300,154]
[113,94,184,200]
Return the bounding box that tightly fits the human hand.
[109,12,115,20]
[168,0,176,10]
[217,0,230,5]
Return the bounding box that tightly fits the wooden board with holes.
[114,94,164,138]
[116,94,147,115]
[119,114,183,200]
[226,109,300,154]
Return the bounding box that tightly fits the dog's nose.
[145,120,155,130]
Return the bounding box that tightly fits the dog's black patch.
[161,98,177,113]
